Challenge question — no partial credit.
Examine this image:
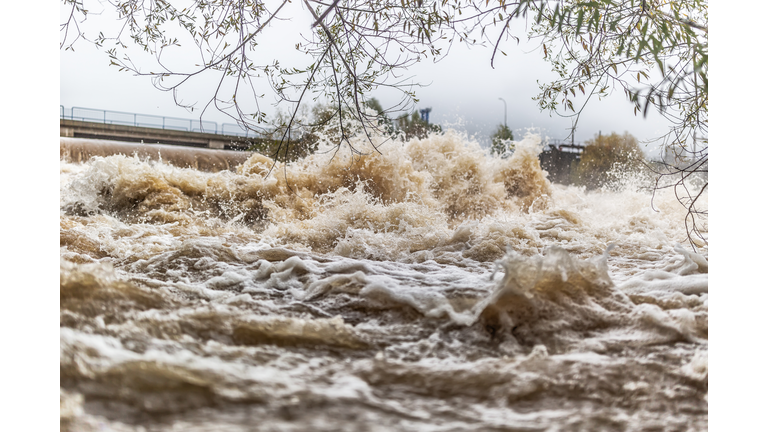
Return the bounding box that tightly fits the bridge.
[60,106,266,150]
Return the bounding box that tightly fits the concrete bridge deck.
[60,118,263,150]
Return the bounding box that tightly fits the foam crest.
[60,258,166,313]
[474,246,621,344]
[262,184,450,258]
[618,245,709,296]
[61,130,561,261]
[468,246,707,350]
[233,315,368,349]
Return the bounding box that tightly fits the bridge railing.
[60,106,263,138]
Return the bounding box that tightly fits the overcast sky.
[61,1,675,156]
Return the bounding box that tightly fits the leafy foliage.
[256,98,403,160]
[394,112,442,141]
[61,0,453,160]
[530,0,707,148]
[490,124,514,156]
[61,0,706,155]
[573,131,643,189]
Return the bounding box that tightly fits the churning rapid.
[60,130,708,431]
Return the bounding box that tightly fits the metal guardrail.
[546,140,586,153]
[60,106,261,138]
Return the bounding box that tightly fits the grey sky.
[60,1,673,156]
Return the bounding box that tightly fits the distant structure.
[538,142,586,185]
[419,108,432,124]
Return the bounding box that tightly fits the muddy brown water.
[60,133,707,431]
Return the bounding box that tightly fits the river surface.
[60,132,708,431]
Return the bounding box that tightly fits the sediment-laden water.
[60,131,708,431]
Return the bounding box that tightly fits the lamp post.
[498,97,507,128]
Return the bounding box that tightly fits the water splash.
[60,130,707,431]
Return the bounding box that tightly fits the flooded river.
[60,131,707,431]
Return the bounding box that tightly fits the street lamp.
[498,97,507,128]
